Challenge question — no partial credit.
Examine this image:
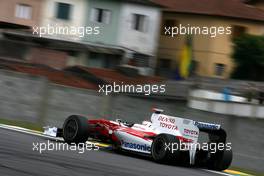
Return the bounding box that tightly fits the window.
[132,14,148,32]
[162,19,178,35]
[90,8,112,24]
[232,25,247,39]
[215,63,225,76]
[89,53,104,68]
[56,2,71,20]
[15,4,32,19]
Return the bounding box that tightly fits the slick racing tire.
[63,115,89,144]
[151,134,181,164]
[207,147,233,171]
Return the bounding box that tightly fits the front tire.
[63,115,89,144]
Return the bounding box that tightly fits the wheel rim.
[64,119,78,140]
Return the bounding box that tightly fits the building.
[40,0,86,41]
[27,0,162,74]
[7,0,162,75]
[82,0,162,75]
[154,0,264,79]
[0,0,43,60]
[0,0,122,70]
[245,0,264,10]
[0,0,42,28]
[29,0,88,68]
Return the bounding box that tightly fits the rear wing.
[194,121,227,143]
[194,121,220,131]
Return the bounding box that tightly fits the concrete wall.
[44,84,104,127]
[0,70,47,123]
[0,70,105,127]
[2,70,264,127]
[0,69,190,127]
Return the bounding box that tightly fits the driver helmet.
[142,120,152,127]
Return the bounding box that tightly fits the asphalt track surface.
[0,128,226,176]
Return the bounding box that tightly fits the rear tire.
[151,134,181,164]
[62,115,89,144]
[207,147,233,171]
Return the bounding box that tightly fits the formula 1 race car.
[46,109,232,171]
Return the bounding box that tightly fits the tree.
[231,34,264,81]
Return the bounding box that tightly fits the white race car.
[45,108,232,171]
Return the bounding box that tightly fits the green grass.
[0,118,43,132]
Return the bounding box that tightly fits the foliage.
[231,34,264,81]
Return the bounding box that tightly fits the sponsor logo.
[158,115,175,124]
[194,121,220,130]
[160,122,178,130]
[122,141,151,152]
[184,129,198,136]
[158,115,178,131]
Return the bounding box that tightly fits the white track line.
[0,124,61,140]
[203,169,235,176]
[0,124,106,146]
